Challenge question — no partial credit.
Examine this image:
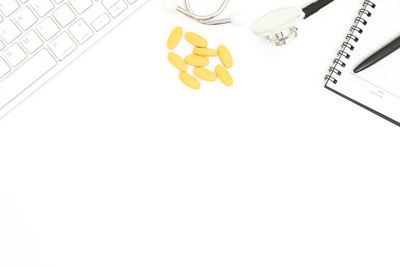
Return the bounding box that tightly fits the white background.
[1,0,400,266]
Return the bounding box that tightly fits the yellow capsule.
[185,32,208,48]
[179,72,201,90]
[193,48,218,57]
[168,52,188,72]
[193,68,217,82]
[167,26,183,50]
[215,65,233,87]
[185,55,209,67]
[217,45,233,68]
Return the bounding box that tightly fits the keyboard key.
[53,4,76,27]
[0,57,11,79]
[102,0,119,9]
[69,19,93,44]
[20,30,44,53]
[108,1,127,18]
[0,49,57,109]
[0,20,21,43]
[69,0,92,14]
[30,0,54,17]
[126,0,138,4]
[4,43,27,66]
[48,32,77,60]
[0,0,20,17]
[37,17,59,40]
[91,13,110,32]
[0,39,4,51]
[14,7,38,30]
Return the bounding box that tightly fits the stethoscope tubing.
[176,0,231,25]
[303,0,335,19]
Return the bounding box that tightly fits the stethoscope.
[164,0,334,46]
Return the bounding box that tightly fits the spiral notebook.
[324,0,400,126]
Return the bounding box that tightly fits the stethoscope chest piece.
[251,7,305,46]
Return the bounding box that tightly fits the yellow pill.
[179,72,201,90]
[168,52,188,72]
[193,48,218,57]
[193,68,217,82]
[185,55,209,67]
[185,32,208,48]
[167,26,183,50]
[217,45,233,68]
[215,65,233,87]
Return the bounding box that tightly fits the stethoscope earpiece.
[229,12,246,27]
[162,0,179,12]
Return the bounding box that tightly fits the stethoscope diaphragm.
[252,0,335,46]
[251,7,304,46]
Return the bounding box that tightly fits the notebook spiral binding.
[325,0,376,84]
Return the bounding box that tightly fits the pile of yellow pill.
[167,26,234,90]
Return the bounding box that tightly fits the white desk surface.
[1,0,400,266]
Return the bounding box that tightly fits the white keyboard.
[0,0,149,118]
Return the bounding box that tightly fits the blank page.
[325,0,400,125]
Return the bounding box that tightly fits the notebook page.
[326,0,400,123]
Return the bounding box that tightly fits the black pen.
[353,36,400,73]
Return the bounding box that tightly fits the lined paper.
[325,0,400,124]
